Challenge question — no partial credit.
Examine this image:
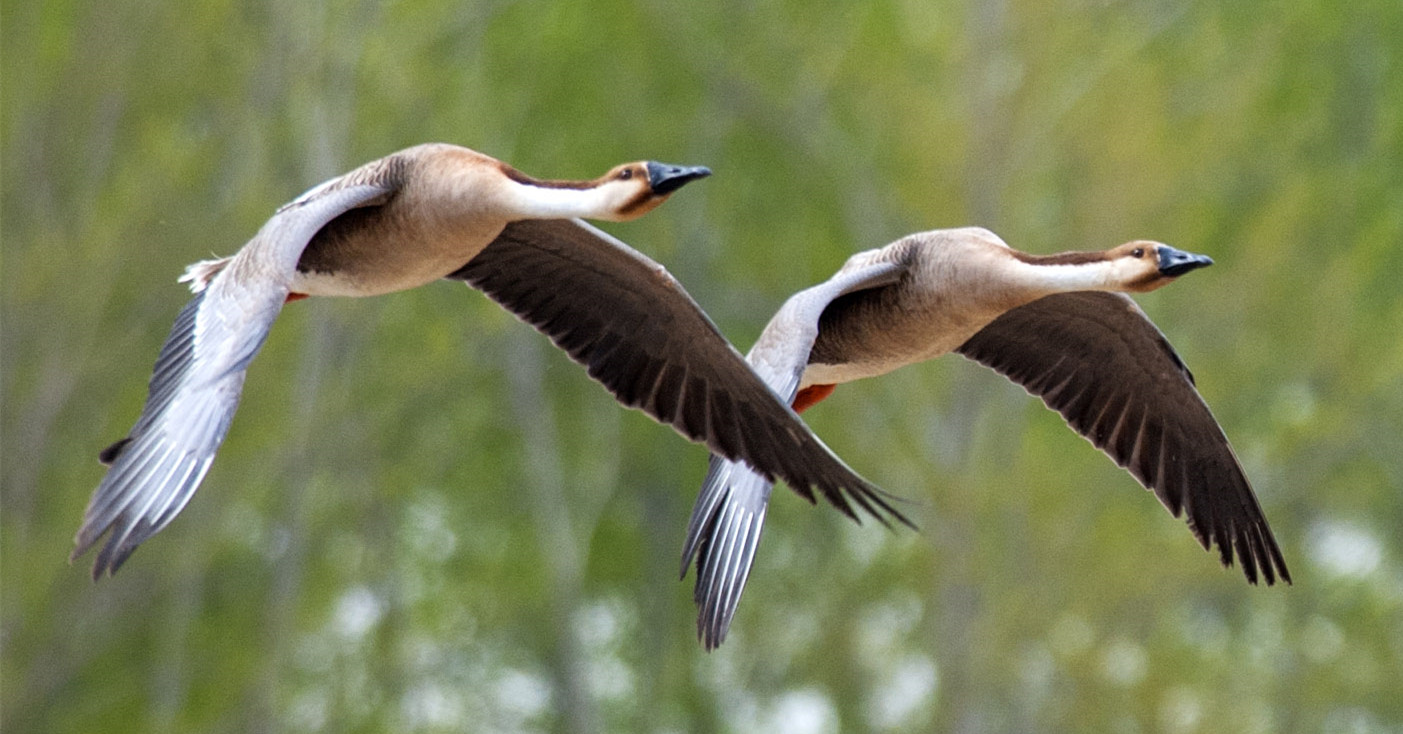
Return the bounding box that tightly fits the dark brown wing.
[447,218,911,528]
[956,291,1289,584]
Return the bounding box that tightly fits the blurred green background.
[4,0,1401,732]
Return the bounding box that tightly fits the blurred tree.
[3,0,1401,732]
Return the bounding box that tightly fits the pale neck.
[499,178,620,220]
[1009,258,1120,297]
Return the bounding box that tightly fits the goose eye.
[1132,247,1145,258]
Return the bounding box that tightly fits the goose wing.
[450,219,912,522]
[956,290,1290,584]
[678,260,906,649]
[73,181,394,578]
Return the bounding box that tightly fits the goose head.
[1108,241,1214,292]
[490,158,711,222]
[585,160,712,221]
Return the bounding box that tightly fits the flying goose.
[74,143,910,578]
[682,226,1291,649]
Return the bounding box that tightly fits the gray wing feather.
[74,182,392,578]
[681,260,906,649]
[955,291,1290,584]
[685,456,771,650]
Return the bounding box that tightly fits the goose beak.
[1157,245,1214,277]
[646,162,712,195]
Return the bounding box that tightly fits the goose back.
[293,144,512,297]
[805,228,1047,385]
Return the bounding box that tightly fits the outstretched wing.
[450,218,910,528]
[679,260,906,649]
[73,181,393,578]
[956,291,1290,584]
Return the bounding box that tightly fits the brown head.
[1010,239,1215,292]
[604,161,712,220]
[1105,241,1215,292]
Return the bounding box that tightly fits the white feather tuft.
[178,258,230,293]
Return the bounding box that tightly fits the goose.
[73,143,910,579]
[682,226,1291,650]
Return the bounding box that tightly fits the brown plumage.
[74,143,907,578]
[683,226,1289,650]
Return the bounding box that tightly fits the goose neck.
[499,177,617,220]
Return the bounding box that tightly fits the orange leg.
[791,383,836,414]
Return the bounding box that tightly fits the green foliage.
[4,0,1401,732]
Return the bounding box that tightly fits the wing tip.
[698,618,728,652]
[686,479,769,652]
[71,523,134,581]
[1211,520,1291,587]
[831,477,919,532]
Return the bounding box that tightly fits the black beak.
[1157,245,1214,277]
[646,162,712,195]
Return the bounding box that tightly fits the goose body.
[75,143,908,578]
[683,227,1290,649]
